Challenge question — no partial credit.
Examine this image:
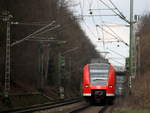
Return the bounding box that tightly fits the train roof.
[90,58,109,64]
[88,63,110,66]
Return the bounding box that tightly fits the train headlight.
[84,85,90,88]
[108,85,113,88]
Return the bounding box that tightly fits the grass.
[112,109,150,113]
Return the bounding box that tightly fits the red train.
[82,62,116,104]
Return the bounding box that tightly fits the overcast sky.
[71,0,150,67]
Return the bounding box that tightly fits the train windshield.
[89,63,110,85]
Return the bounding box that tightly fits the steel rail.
[98,106,109,113]
[0,97,83,113]
[69,104,90,113]
[70,105,109,113]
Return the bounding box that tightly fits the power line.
[86,5,128,48]
[108,0,130,24]
[80,0,127,47]
[11,21,59,47]
[108,0,126,19]
[96,25,119,40]
[82,20,98,40]
[98,0,130,24]
[103,23,129,46]
[97,40,119,43]
[102,23,129,27]
[106,48,126,58]
[85,0,128,46]
[96,24,129,47]
[12,22,49,26]
[78,0,99,40]
[80,14,117,17]
[79,0,99,41]
[90,10,106,49]
[88,6,128,47]
[77,0,128,66]
[109,58,124,66]
[90,8,116,11]
[107,57,125,60]
[98,0,119,15]
[91,12,100,39]
[88,2,112,50]
[95,2,106,50]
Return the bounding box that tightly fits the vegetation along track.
[0,97,83,113]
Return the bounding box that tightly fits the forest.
[0,0,102,98]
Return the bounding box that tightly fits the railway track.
[98,106,109,113]
[70,105,111,113]
[0,97,84,113]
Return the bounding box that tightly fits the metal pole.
[129,0,134,93]
[4,12,11,98]
[39,43,44,90]
[134,35,137,77]
[44,44,50,86]
[137,36,140,76]
[58,53,64,99]
[58,53,61,87]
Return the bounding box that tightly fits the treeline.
[122,14,150,109]
[133,14,150,108]
[137,14,150,73]
[0,0,102,98]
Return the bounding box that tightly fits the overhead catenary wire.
[101,24,105,49]
[107,57,125,60]
[82,19,98,40]
[98,0,130,24]
[102,23,129,27]
[80,0,127,46]
[88,1,107,50]
[87,1,127,49]
[98,0,119,15]
[80,14,117,17]
[96,25,119,40]
[109,58,124,66]
[91,6,128,47]
[78,0,129,67]
[96,24,129,47]
[11,21,59,47]
[108,0,130,24]
[97,40,118,42]
[108,0,126,19]
[103,23,129,46]
[78,0,99,41]
[11,21,54,26]
[96,2,106,50]
[90,9,99,35]
[107,53,125,66]
[106,48,126,58]
[87,1,129,64]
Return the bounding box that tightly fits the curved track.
[0,98,84,113]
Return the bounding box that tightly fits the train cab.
[82,63,116,103]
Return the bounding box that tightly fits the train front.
[82,63,116,103]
